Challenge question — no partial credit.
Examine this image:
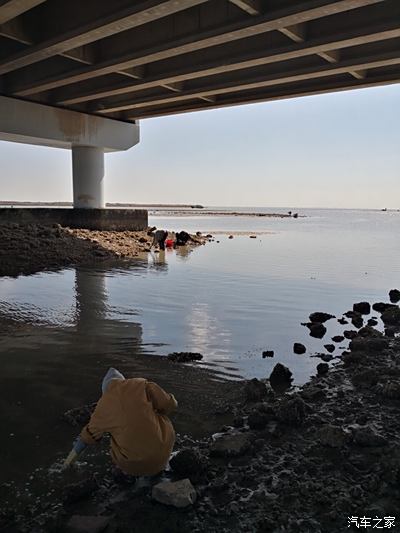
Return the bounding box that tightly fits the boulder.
[372,302,397,313]
[338,317,348,325]
[317,425,349,448]
[324,344,335,353]
[332,335,344,343]
[152,479,197,508]
[269,363,293,387]
[353,302,371,315]
[210,433,251,457]
[169,449,206,478]
[349,337,389,353]
[358,326,382,338]
[309,312,334,323]
[389,289,400,303]
[317,363,329,376]
[66,515,111,533]
[343,330,358,340]
[244,378,268,402]
[367,318,378,327]
[293,343,306,354]
[276,395,308,426]
[344,310,361,319]
[381,306,400,326]
[306,323,327,339]
[352,316,364,329]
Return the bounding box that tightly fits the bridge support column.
[72,146,105,208]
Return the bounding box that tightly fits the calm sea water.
[1,207,399,383]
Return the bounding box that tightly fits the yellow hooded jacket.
[80,378,177,475]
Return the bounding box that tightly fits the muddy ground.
[0,224,205,277]
[1,293,400,533]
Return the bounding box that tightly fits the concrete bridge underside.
[0,0,399,209]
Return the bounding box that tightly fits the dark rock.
[300,385,326,402]
[276,395,308,426]
[381,306,400,326]
[332,335,344,343]
[343,330,358,340]
[228,235,234,239]
[320,353,333,362]
[385,327,396,338]
[358,326,382,338]
[66,515,111,533]
[324,344,335,353]
[342,351,363,367]
[338,317,349,325]
[304,322,327,338]
[344,310,361,319]
[353,427,387,447]
[167,352,203,362]
[62,403,96,427]
[249,235,257,239]
[269,363,293,386]
[352,316,364,328]
[244,378,268,402]
[317,363,329,376]
[248,411,269,430]
[309,312,334,323]
[210,433,251,457]
[389,289,400,303]
[349,337,389,353]
[262,350,274,358]
[367,318,378,326]
[293,343,306,354]
[317,425,349,448]
[372,302,397,313]
[170,449,206,478]
[353,302,371,314]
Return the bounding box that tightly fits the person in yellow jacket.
[64,368,177,476]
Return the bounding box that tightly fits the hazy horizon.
[1,84,399,210]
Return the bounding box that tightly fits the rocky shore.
[1,292,400,532]
[0,224,205,277]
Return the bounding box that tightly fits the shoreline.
[0,224,206,278]
[1,295,399,532]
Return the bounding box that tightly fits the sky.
[1,84,399,209]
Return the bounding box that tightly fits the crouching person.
[65,368,177,476]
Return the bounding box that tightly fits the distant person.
[65,368,178,477]
[175,231,191,246]
[152,229,168,250]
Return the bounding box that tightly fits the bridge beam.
[0,96,139,208]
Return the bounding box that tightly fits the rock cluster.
[3,294,400,533]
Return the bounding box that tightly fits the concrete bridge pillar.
[72,146,105,208]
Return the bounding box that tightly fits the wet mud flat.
[0,224,205,277]
[1,294,400,533]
